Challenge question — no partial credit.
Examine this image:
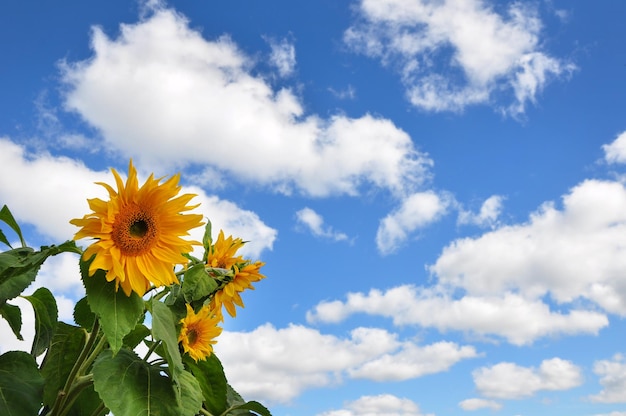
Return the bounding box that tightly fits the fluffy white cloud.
[473,358,583,399]
[267,37,296,77]
[0,138,275,259]
[458,398,502,411]
[376,191,450,254]
[344,0,574,115]
[457,195,504,228]
[60,8,432,198]
[431,179,626,315]
[214,323,475,403]
[348,341,479,381]
[589,354,626,403]
[603,131,626,164]
[306,285,607,345]
[318,394,432,416]
[295,207,349,242]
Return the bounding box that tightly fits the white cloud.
[306,285,607,346]
[591,412,626,416]
[457,195,504,228]
[473,358,583,399]
[295,207,349,242]
[458,398,502,411]
[214,323,475,403]
[317,394,433,416]
[344,0,574,116]
[59,8,432,198]
[430,179,626,315]
[603,131,626,164]
[589,354,626,403]
[0,138,275,259]
[348,341,479,381]
[267,37,296,77]
[376,191,450,254]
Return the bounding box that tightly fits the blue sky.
[1,0,626,415]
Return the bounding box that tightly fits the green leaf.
[0,350,44,416]
[39,322,87,407]
[73,296,96,330]
[0,229,11,249]
[149,300,184,374]
[123,323,150,349]
[0,205,25,248]
[0,241,81,305]
[81,258,144,355]
[175,367,204,416]
[202,220,212,262]
[181,263,218,303]
[65,383,104,416]
[92,349,200,416]
[227,401,272,416]
[0,302,23,340]
[22,287,58,357]
[184,354,228,415]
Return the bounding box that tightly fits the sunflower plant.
[0,161,271,416]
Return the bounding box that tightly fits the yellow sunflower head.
[206,230,245,270]
[211,260,266,319]
[70,160,204,297]
[178,303,222,361]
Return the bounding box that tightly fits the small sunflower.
[179,303,222,361]
[206,230,245,269]
[211,260,266,318]
[70,160,204,297]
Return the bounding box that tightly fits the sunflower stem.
[47,319,100,416]
[143,339,161,361]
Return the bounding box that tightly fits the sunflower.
[211,260,265,318]
[178,303,222,361]
[70,160,204,297]
[206,230,245,269]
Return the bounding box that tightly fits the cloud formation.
[345,0,574,115]
[472,358,583,399]
[589,354,626,404]
[318,394,432,416]
[603,131,626,164]
[295,207,349,242]
[60,8,432,198]
[458,398,502,411]
[376,191,450,254]
[214,323,476,403]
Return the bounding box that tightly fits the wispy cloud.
[589,354,626,403]
[344,0,575,116]
[457,195,504,228]
[266,36,296,78]
[295,207,349,242]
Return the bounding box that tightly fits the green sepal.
[182,262,218,303]
[22,287,58,357]
[39,322,87,407]
[0,302,23,340]
[0,351,44,416]
[81,258,144,355]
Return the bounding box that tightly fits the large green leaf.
[0,205,25,248]
[92,349,200,416]
[0,302,22,340]
[184,354,228,415]
[0,351,44,416]
[39,322,87,407]
[226,401,272,416]
[0,241,81,305]
[81,259,144,355]
[23,287,58,357]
